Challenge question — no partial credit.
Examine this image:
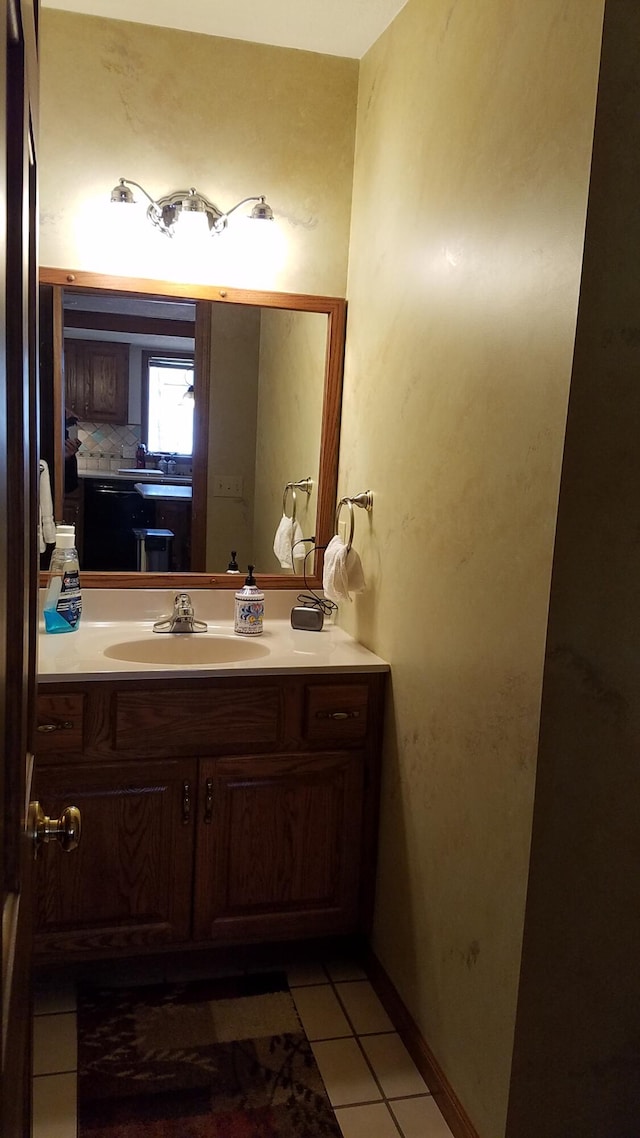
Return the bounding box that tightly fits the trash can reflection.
[133,528,174,572]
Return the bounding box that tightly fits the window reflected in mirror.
[144,353,195,456]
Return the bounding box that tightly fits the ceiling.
[40,0,409,59]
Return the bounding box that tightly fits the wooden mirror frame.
[39,268,346,590]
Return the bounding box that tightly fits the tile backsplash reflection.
[76,420,141,471]
[75,421,192,475]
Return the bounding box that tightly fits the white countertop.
[78,470,192,485]
[134,482,192,501]
[37,591,388,682]
[119,468,192,483]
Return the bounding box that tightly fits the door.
[0,2,39,1133]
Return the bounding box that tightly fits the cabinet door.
[34,759,196,958]
[194,752,364,943]
[63,338,84,420]
[64,339,129,423]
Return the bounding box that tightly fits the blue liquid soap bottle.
[43,523,82,634]
[234,565,264,635]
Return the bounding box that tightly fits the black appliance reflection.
[83,480,153,571]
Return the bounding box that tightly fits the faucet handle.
[153,592,207,633]
[174,592,194,616]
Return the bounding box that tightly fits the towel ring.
[334,491,373,552]
[282,477,313,522]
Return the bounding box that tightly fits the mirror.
[39,269,346,589]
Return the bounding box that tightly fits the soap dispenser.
[226,551,240,574]
[234,565,264,635]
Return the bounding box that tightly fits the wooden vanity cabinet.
[34,672,385,962]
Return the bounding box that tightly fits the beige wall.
[339,1,604,1134]
[39,10,358,296]
[252,309,326,572]
[206,304,260,571]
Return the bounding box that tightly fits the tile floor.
[32,956,455,1138]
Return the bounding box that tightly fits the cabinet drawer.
[115,685,282,753]
[304,684,369,745]
[36,694,84,755]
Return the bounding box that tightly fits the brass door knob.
[29,801,82,854]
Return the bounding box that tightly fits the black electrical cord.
[292,537,338,617]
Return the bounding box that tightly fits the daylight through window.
[146,355,194,455]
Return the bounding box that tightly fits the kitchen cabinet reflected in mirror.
[39,272,346,584]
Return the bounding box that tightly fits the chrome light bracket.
[111,179,273,239]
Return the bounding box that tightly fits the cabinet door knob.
[182,781,191,825]
[28,801,82,856]
[204,778,214,824]
[37,720,74,733]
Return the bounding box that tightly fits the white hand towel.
[273,514,304,570]
[322,535,366,604]
[39,459,56,553]
[291,520,305,566]
[274,514,294,568]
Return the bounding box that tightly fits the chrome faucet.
[153,592,208,634]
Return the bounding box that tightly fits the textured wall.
[339,0,604,1134]
[252,309,326,572]
[206,305,260,571]
[39,10,358,295]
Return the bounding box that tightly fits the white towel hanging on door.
[38,459,56,553]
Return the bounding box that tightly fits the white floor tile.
[287,961,328,986]
[292,982,352,1040]
[335,1100,400,1138]
[360,1033,429,1099]
[324,959,368,982]
[390,1095,454,1137]
[335,980,395,1034]
[312,1037,383,1107]
[33,1013,77,1076]
[32,1072,77,1138]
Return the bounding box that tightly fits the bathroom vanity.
[34,609,388,963]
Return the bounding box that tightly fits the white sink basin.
[103,635,271,666]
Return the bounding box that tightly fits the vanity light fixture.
[110,178,274,239]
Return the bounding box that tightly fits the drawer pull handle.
[204,778,214,824]
[316,710,360,721]
[37,720,74,733]
[182,781,191,825]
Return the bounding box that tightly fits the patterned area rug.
[77,971,341,1137]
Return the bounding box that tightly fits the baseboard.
[365,949,480,1138]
